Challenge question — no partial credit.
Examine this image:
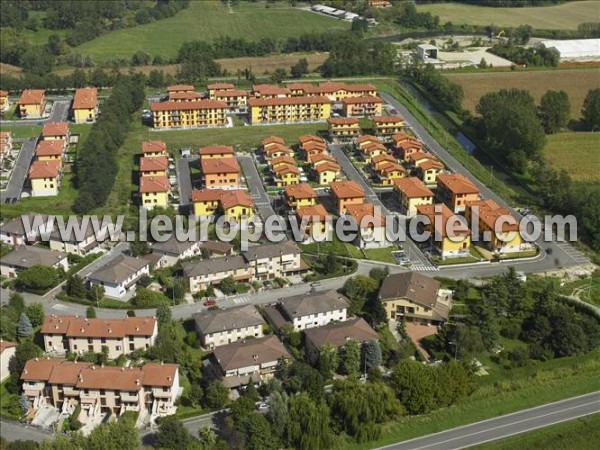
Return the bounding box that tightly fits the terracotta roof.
[1,245,66,269]
[213,335,290,372]
[313,161,341,173]
[21,358,68,382]
[378,162,405,175]
[437,173,480,195]
[167,84,194,92]
[327,117,359,125]
[304,317,378,349]
[141,140,166,154]
[169,91,203,101]
[262,136,284,146]
[341,95,383,105]
[40,315,71,334]
[344,83,377,92]
[393,177,433,198]
[28,160,61,179]
[139,176,169,193]
[296,204,329,222]
[139,156,168,172]
[207,83,235,90]
[407,151,435,163]
[273,164,299,175]
[397,140,423,152]
[19,89,44,105]
[308,153,336,165]
[72,88,97,109]
[191,188,223,203]
[0,90,8,96]
[252,84,292,96]
[330,180,365,199]
[361,142,387,154]
[193,305,265,335]
[392,133,421,145]
[416,203,470,237]
[285,82,315,91]
[271,155,296,167]
[35,140,64,157]
[77,366,145,391]
[141,362,178,387]
[302,141,327,152]
[466,199,519,232]
[199,145,233,156]
[378,272,440,308]
[55,316,156,338]
[150,100,226,111]
[418,159,444,171]
[357,134,380,145]
[201,157,240,174]
[199,240,233,254]
[346,202,386,227]
[42,121,68,137]
[88,254,149,285]
[0,339,16,354]
[373,115,404,123]
[285,183,316,200]
[264,143,293,155]
[248,95,330,107]
[215,89,248,97]
[372,154,396,165]
[48,361,93,385]
[220,190,253,209]
[298,134,324,145]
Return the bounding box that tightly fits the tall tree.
[17,313,33,338]
[24,303,44,328]
[318,343,339,376]
[390,359,436,415]
[341,340,361,378]
[581,88,600,131]
[155,416,195,449]
[287,393,333,450]
[267,390,289,440]
[156,303,172,329]
[362,340,382,371]
[538,90,570,133]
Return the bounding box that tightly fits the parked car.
[203,298,216,307]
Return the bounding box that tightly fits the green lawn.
[418,1,599,29]
[0,125,43,139]
[545,132,600,183]
[0,380,19,420]
[560,273,600,307]
[76,1,348,63]
[361,246,398,264]
[472,414,600,450]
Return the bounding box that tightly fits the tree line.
[73,76,145,214]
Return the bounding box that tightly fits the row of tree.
[73,76,145,213]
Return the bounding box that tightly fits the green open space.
[560,273,600,307]
[75,1,348,63]
[417,1,599,30]
[545,132,600,183]
[472,413,600,450]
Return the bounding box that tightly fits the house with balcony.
[327,117,360,141]
[415,158,444,185]
[0,245,68,279]
[191,188,255,223]
[465,199,523,254]
[139,156,168,178]
[214,89,248,113]
[201,157,241,189]
[0,213,52,246]
[416,203,471,258]
[207,83,234,99]
[284,183,317,210]
[18,89,45,118]
[392,133,424,160]
[393,177,433,217]
[345,202,389,248]
[35,140,65,162]
[378,272,450,325]
[141,140,167,157]
[41,315,157,358]
[199,145,234,160]
[151,100,227,129]
[28,160,62,197]
[330,180,365,214]
[295,204,332,243]
[139,176,170,208]
[87,254,150,299]
[373,115,405,138]
[72,87,98,123]
[437,173,480,213]
[247,96,331,125]
[342,95,383,118]
[252,84,292,99]
[272,163,300,187]
[193,305,265,349]
[167,84,195,94]
[242,240,305,282]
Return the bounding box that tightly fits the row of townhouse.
[182,240,307,292]
[139,141,171,208]
[28,121,70,197]
[150,99,228,129]
[150,235,232,268]
[260,137,300,187]
[41,315,158,359]
[297,134,341,185]
[20,358,179,421]
[248,95,332,125]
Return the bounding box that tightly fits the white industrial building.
[535,39,600,61]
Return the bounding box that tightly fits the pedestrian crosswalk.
[410,263,439,272]
[232,296,250,305]
[52,303,69,311]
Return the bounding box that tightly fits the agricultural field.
[545,132,600,183]
[472,414,600,450]
[418,0,599,29]
[445,69,600,118]
[75,1,348,63]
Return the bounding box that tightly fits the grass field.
[472,414,600,450]
[75,1,347,63]
[560,272,600,307]
[445,69,600,118]
[545,132,600,183]
[418,1,599,29]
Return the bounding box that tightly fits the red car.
[203,298,216,307]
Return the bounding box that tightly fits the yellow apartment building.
[19,89,45,118]
[201,157,241,189]
[416,159,444,185]
[264,143,294,160]
[270,155,296,170]
[140,176,170,208]
[417,203,471,258]
[393,177,433,217]
[214,89,248,112]
[191,189,255,222]
[41,122,69,142]
[341,95,383,117]
[207,83,235,99]
[35,140,64,162]
[327,117,360,141]
[296,204,332,243]
[199,145,234,159]
[72,87,98,123]
[252,84,292,98]
[247,96,331,125]
[151,100,227,129]
[330,180,365,214]
[284,183,317,210]
[437,173,480,213]
[371,154,396,171]
[29,160,62,197]
[273,164,300,187]
[168,91,203,102]
[373,115,405,137]
[313,162,340,185]
[376,162,406,186]
[465,199,523,254]
[360,142,387,163]
[141,140,167,157]
[139,156,168,178]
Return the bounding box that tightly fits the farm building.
[535,39,600,61]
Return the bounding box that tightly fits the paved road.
[1,138,36,203]
[379,91,589,271]
[238,154,278,220]
[176,155,196,207]
[329,143,437,272]
[0,418,52,443]
[377,391,600,450]
[0,98,71,126]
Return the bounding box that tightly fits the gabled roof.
[150,100,226,111]
[0,213,49,236]
[199,145,234,156]
[40,315,156,338]
[73,88,97,109]
[308,153,336,165]
[393,177,433,198]
[313,161,341,173]
[304,317,378,349]
[378,272,440,308]
[35,140,64,157]
[139,156,168,172]
[0,245,66,269]
[298,134,324,145]
[406,151,434,163]
[182,255,248,277]
[357,134,380,145]
[296,204,329,222]
[437,173,479,195]
[373,115,404,123]
[88,254,148,285]
[285,183,316,200]
[416,203,470,237]
[378,162,405,176]
[220,190,253,210]
[280,290,350,319]
[207,83,235,90]
[361,142,387,154]
[41,122,68,137]
[28,160,61,179]
[327,117,359,126]
[346,202,386,227]
[302,141,327,152]
[264,143,293,155]
[273,164,299,175]
[372,154,396,165]
[200,240,233,254]
[167,84,195,92]
[262,136,284,146]
[141,140,167,154]
[152,234,198,256]
[465,199,519,232]
[271,155,296,167]
[248,95,330,107]
[169,91,203,101]
[252,84,292,96]
[19,89,44,105]
[139,176,170,193]
[201,157,240,174]
[341,95,383,105]
[213,335,290,372]
[330,180,365,199]
[418,159,444,171]
[193,304,265,335]
[392,133,421,145]
[215,89,248,97]
[242,240,300,262]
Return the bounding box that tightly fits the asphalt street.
[238,154,278,220]
[0,418,52,443]
[176,155,196,207]
[0,98,71,126]
[1,138,36,203]
[376,391,600,450]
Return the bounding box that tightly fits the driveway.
[176,155,196,207]
[404,322,438,360]
[0,138,36,203]
[237,154,278,220]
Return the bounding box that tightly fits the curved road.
[377,391,600,450]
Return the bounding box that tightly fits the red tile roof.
[169,91,203,101]
[417,203,470,237]
[373,115,404,123]
[199,145,234,156]
[167,84,194,92]
[28,160,61,179]
[248,95,330,107]
[393,177,433,198]
[0,90,8,97]
[42,121,68,137]
[297,204,329,222]
[0,339,16,354]
[252,84,292,96]
[313,161,341,173]
[201,157,240,175]
[141,140,167,154]
[298,134,324,145]
[150,100,226,111]
[273,164,299,175]
[437,173,479,195]
[262,136,284,146]
[264,143,293,155]
[191,188,253,209]
[327,117,359,125]
[341,95,383,105]
[207,83,235,90]
[271,155,296,167]
[73,88,97,109]
[19,89,44,105]
[302,141,327,152]
[346,202,386,227]
[35,140,64,157]
[330,180,365,199]
[372,154,396,165]
[308,153,336,165]
[418,159,444,171]
[139,176,170,193]
[285,183,316,200]
[139,156,168,172]
[357,134,379,145]
[215,89,248,97]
